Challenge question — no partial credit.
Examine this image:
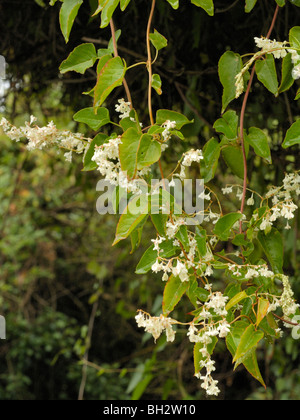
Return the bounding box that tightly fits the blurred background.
[0,0,299,400]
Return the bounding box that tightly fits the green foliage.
[1,0,300,402]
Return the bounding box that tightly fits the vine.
[1,0,300,398]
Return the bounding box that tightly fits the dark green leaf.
[218,51,243,113]
[245,127,271,162]
[282,119,300,148]
[59,0,83,43]
[60,43,97,74]
[257,229,284,274]
[214,213,243,241]
[191,0,214,16]
[73,107,110,131]
[94,56,126,109]
[255,55,278,95]
[163,275,189,316]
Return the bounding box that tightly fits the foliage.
[0,0,300,400]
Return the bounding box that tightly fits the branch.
[239,4,280,234]
[109,19,133,107]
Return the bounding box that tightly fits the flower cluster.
[0,116,86,160]
[188,290,230,396]
[235,37,300,98]
[162,120,176,142]
[115,98,131,119]
[259,172,300,230]
[280,275,299,319]
[254,36,300,79]
[254,37,289,59]
[228,263,275,279]
[135,311,176,342]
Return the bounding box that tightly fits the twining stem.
[146,0,156,127]
[109,19,133,108]
[146,0,166,184]
[239,4,280,234]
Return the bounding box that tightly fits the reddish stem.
[239,5,280,234]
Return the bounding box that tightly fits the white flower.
[162,120,176,141]
[254,37,288,59]
[151,259,164,273]
[222,186,233,195]
[151,236,166,252]
[64,151,73,162]
[292,64,300,80]
[166,218,186,239]
[205,265,214,277]
[135,312,176,343]
[182,149,204,167]
[218,321,231,338]
[280,275,299,317]
[115,98,131,119]
[172,261,189,282]
[288,49,300,64]
[206,292,228,316]
[247,194,255,206]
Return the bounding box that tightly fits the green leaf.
[113,195,149,246]
[59,0,83,43]
[163,275,189,316]
[149,30,168,51]
[214,213,243,241]
[233,324,264,363]
[296,88,300,100]
[226,291,248,311]
[175,225,189,252]
[194,336,218,375]
[289,0,300,6]
[187,280,210,307]
[276,0,286,6]
[245,127,271,162]
[226,321,266,388]
[94,56,126,109]
[156,110,193,130]
[165,0,179,9]
[255,54,278,95]
[222,144,246,179]
[136,241,177,275]
[83,133,108,171]
[191,0,214,16]
[151,213,168,236]
[257,229,283,274]
[152,74,162,95]
[289,26,300,50]
[73,107,110,131]
[214,110,238,140]
[100,0,120,28]
[119,128,161,179]
[120,0,131,10]
[60,43,97,74]
[256,298,270,326]
[282,119,300,148]
[218,51,243,113]
[195,227,207,257]
[245,0,258,12]
[278,53,295,94]
[200,138,220,183]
